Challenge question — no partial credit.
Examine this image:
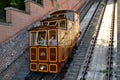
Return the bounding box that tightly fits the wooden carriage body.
[29,10,80,73]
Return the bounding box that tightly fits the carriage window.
[37,31,47,46]
[49,21,56,26]
[49,30,57,46]
[43,22,48,26]
[59,20,66,29]
[59,14,65,17]
[51,15,57,17]
[66,12,74,21]
[30,32,37,46]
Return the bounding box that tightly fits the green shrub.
[100,1,105,6]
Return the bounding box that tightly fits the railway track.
[77,0,94,22]
[77,0,116,80]
[25,72,43,80]
[112,0,117,80]
[106,0,116,80]
[77,1,107,80]
[64,0,103,80]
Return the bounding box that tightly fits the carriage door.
[48,29,57,62]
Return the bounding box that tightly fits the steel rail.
[106,0,116,80]
[79,2,107,80]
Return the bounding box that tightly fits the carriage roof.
[41,16,66,22]
[50,10,77,15]
[29,10,77,31]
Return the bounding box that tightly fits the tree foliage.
[0,0,25,10]
[0,0,25,22]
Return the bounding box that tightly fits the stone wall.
[0,50,28,80]
[0,21,40,80]
[0,22,39,80]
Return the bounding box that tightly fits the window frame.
[37,30,48,46]
[29,31,37,46]
[48,29,57,46]
[49,21,57,26]
[29,30,48,46]
[58,19,67,30]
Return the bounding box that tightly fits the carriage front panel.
[30,47,37,61]
[49,47,57,62]
[38,47,48,62]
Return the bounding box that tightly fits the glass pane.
[58,14,65,17]
[43,22,48,26]
[30,32,36,46]
[66,12,74,21]
[49,30,57,46]
[37,31,47,46]
[59,20,66,28]
[51,15,57,17]
[49,21,56,26]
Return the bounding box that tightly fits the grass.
[100,1,105,6]
[99,69,112,74]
